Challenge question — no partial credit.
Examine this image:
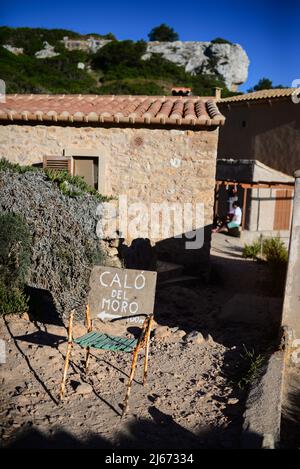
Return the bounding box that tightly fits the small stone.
[227,398,239,405]
[76,383,93,395]
[172,329,186,340]
[184,331,205,345]
[153,326,171,341]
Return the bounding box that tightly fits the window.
[73,157,99,190]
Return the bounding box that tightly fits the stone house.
[218,88,300,176]
[215,159,294,243]
[0,94,225,274]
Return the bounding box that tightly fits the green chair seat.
[74,331,138,353]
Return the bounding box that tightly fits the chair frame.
[59,305,154,417]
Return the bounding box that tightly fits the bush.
[0,212,31,315]
[0,158,38,174]
[242,240,261,259]
[92,40,147,71]
[0,159,111,202]
[243,236,288,295]
[0,283,28,315]
[211,37,233,45]
[262,237,288,264]
[0,212,32,287]
[44,169,112,202]
[0,167,107,317]
[262,237,288,295]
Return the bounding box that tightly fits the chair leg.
[85,347,91,371]
[60,310,74,401]
[85,304,93,373]
[143,315,153,385]
[122,345,140,417]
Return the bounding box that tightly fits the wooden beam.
[242,187,248,230]
[216,180,294,190]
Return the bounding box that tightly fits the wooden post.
[242,187,248,230]
[143,315,153,385]
[122,317,148,417]
[60,310,74,401]
[85,304,92,371]
[214,182,220,220]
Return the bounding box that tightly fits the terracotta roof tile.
[0,94,225,127]
[219,88,300,104]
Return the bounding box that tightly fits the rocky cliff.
[143,41,249,91]
[61,37,249,90]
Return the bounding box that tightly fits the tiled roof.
[0,94,225,127]
[219,88,300,104]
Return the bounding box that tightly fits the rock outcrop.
[35,41,59,59]
[3,45,24,55]
[143,41,249,91]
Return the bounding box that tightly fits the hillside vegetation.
[0,26,235,96]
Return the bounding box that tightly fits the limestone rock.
[143,41,249,91]
[35,42,59,59]
[3,45,24,55]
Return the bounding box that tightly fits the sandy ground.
[0,234,280,449]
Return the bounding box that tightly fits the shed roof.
[0,94,225,127]
[219,88,300,104]
[217,159,294,184]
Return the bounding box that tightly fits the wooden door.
[273,189,293,230]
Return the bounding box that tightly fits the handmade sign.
[88,266,157,323]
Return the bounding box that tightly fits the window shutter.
[43,156,71,173]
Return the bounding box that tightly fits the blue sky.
[2,0,299,91]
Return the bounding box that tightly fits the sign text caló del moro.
[89,266,157,323]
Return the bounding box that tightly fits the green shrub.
[243,236,288,295]
[0,212,31,315]
[92,40,147,71]
[262,237,288,264]
[236,346,265,389]
[242,240,261,259]
[44,169,112,202]
[211,37,233,45]
[0,158,38,174]
[262,237,288,295]
[0,212,31,287]
[0,283,28,315]
[0,159,112,202]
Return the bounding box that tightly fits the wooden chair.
[59,305,154,417]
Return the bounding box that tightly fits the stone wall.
[0,123,219,273]
[218,100,300,176]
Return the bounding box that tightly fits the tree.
[247,77,284,93]
[211,37,233,45]
[148,24,179,42]
[92,40,147,71]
